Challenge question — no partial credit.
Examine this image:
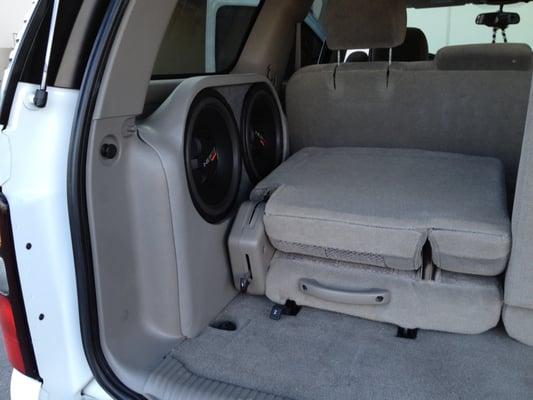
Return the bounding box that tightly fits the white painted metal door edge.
[10,369,41,400]
[1,83,105,400]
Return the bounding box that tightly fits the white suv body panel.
[1,83,101,399]
[10,369,41,400]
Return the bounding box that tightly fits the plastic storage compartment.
[228,201,274,295]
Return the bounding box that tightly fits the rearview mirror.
[476,11,520,30]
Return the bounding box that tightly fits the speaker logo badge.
[203,147,218,168]
[254,130,268,148]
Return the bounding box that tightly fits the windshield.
[408,3,533,53]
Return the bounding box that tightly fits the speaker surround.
[184,89,241,223]
[241,83,284,183]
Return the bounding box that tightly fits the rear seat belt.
[295,23,302,71]
[386,48,392,87]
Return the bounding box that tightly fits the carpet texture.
[168,295,533,400]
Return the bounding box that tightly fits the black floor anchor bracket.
[270,300,301,320]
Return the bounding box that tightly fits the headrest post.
[337,50,341,66]
[388,48,392,66]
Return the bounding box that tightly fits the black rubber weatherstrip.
[67,1,144,399]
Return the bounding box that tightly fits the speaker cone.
[185,89,241,223]
[241,83,283,183]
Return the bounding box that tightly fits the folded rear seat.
[231,146,510,334]
[252,147,511,276]
[229,0,514,336]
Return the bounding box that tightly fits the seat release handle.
[298,279,390,306]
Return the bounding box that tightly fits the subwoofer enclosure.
[137,74,287,338]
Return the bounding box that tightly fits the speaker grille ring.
[184,89,241,223]
[241,83,283,183]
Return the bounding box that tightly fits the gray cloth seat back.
[286,45,533,195]
[503,81,533,346]
[436,43,532,71]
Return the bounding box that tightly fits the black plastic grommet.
[100,143,118,159]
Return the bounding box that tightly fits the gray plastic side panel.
[93,0,178,119]
[144,355,289,400]
[143,79,185,117]
[87,74,288,390]
[228,201,274,295]
[87,117,182,392]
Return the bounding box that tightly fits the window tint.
[300,22,326,68]
[152,0,258,78]
[215,6,256,71]
[284,20,329,81]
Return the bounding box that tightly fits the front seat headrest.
[370,27,429,62]
[325,0,407,50]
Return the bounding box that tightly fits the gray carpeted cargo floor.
[157,295,533,400]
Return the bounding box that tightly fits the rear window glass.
[152,0,259,78]
[215,6,257,71]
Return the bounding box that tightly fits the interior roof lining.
[407,0,530,8]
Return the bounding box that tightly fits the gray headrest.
[325,0,407,50]
[370,27,429,62]
[436,44,533,71]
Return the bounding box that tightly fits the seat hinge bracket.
[397,327,418,340]
[239,275,250,293]
[269,300,301,320]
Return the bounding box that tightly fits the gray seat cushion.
[266,252,503,334]
[252,147,511,275]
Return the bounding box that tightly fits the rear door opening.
[68,1,533,399]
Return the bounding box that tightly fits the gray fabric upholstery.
[266,252,502,334]
[254,147,511,275]
[436,43,533,71]
[170,295,533,400]
[503,82,533,346]
[370,27,429,62]
[324,0,407,50]
[502,305,533,346]
[285,62,532,196]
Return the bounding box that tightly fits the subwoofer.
[241,83,284,182]
[184,89,241,223]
